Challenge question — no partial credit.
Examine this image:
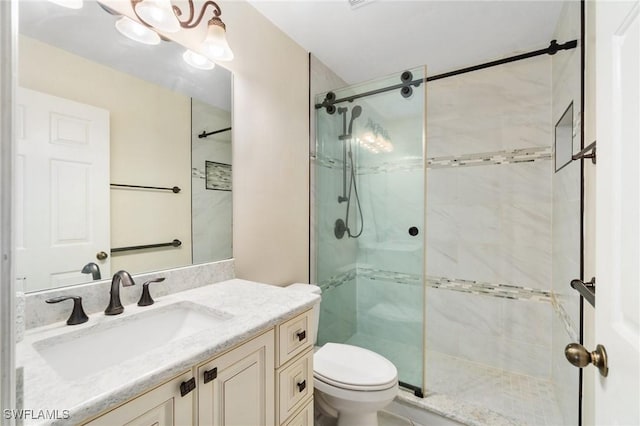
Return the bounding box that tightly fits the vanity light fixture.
[131,0,234,61]
[115,16,161,45]
[183,50,215,70]
[133,0,180,33]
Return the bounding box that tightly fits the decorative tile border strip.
[192,162,232,191]
[427,146,552,169]
[550,293,579,341]
[427,275,552,302]
[357,158,423,174]
[312,146,552,174]
[311,153,347,170]
[318,265,552,303]
[317,267,356,292]
[205,161,232,191]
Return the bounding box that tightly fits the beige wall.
[19,36,192,276]
[223,2,309,285]
[100,0,310,286]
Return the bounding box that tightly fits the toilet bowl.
[287,284,399,426]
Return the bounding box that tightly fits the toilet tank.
[286,283,321,345]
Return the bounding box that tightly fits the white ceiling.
[249,0,565,84]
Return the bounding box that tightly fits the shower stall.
[313,23,582,423]
[314,67,427,394]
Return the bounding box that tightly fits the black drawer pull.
[297,380,306,392]
[296,330,306,341]
[203,367,218,384]
[180,378,196,397]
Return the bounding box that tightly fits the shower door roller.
[565,343,609,377]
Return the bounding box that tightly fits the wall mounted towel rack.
[111,239,182,253]
[111,183,181,193]
[198,127,232,139]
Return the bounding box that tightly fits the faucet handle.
[46,296,89,325]
[138,277,166,306]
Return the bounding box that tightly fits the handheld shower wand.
[334,105,365,239]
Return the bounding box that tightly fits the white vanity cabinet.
[82,371,195,426]
[275,310,314,426]
[197,329,275,426]
[79,309,314,426]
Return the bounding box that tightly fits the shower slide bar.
[315,39,578,109]
[198,127,232,139]
[111,239,182,254]
[110,183,181,193]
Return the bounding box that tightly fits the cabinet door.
[198,330,275,426]
[83,371,194,426]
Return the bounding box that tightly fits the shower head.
[347,105,362,136]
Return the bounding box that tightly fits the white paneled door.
[16,88,110,292]
[595,0,640,424]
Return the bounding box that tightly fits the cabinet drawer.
[277,310,313,366]
[283,399,313,426]
[277,349,313,424]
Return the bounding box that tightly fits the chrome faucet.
[81,262,102,280]
[105,270,135,315]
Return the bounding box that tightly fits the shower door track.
[315,39,577,109]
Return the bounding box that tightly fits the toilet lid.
[314,343,398,391]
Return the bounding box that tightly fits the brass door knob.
[565,343,609,377]
[96,251,109,261]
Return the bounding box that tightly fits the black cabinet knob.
[296,330,306,341]
[297,380,306,392]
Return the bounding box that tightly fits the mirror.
[555,102,574,172]
[16,1,232,293]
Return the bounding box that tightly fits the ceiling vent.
[349,0,376,10]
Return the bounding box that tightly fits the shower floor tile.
[344,333,563,425]
[427,351,563,426]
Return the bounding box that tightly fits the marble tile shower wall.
[426,55,553,379]
[550,2,582,424]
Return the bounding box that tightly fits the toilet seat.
[314,343,398,392]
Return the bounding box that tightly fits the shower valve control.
[408,226,419,236]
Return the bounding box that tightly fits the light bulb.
[135,0,180,33]
[201,18,234,61]
[183,50,215,71]
[115,17,161,45]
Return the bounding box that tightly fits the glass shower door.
[314,67,426,392]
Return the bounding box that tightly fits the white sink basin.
[34,301,232,380]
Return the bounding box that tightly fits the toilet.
[287,284,398,426]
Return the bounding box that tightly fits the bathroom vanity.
[17,280,318,426]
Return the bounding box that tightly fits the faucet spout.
[105,270,135,315]
[81,262,102,280]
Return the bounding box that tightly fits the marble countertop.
[17,279,319,426]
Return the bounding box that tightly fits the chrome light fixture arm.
[130,0,222,30]
[173,0,222,29]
